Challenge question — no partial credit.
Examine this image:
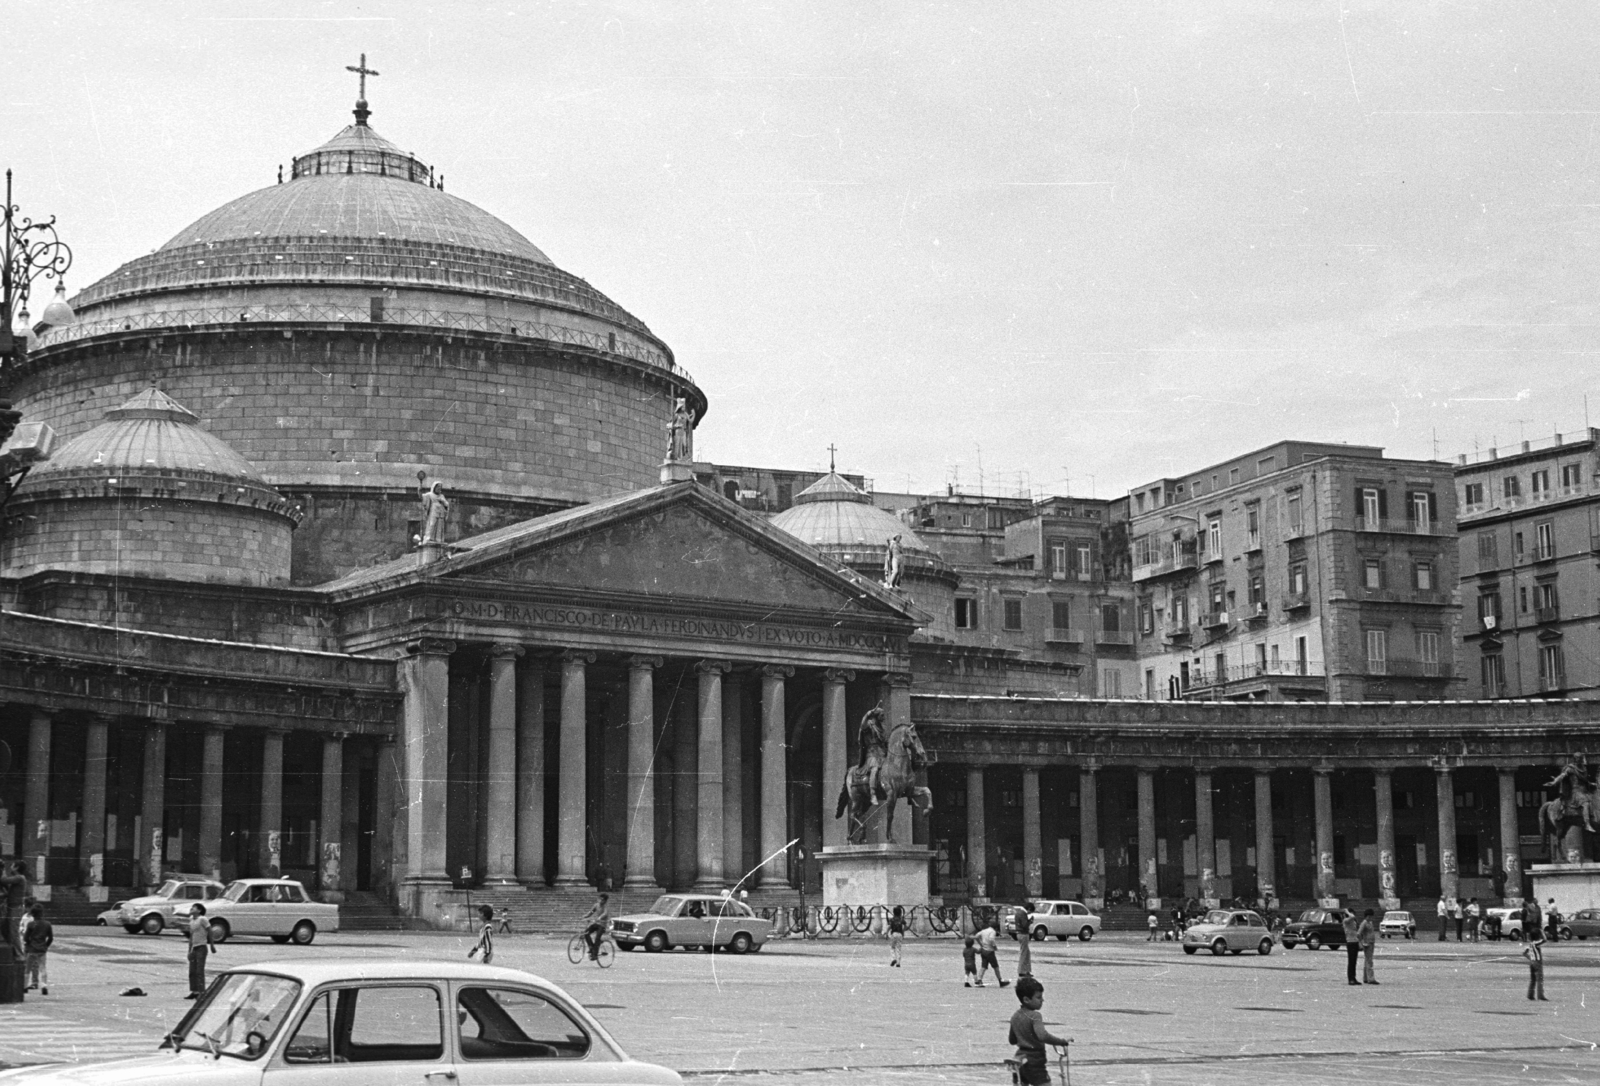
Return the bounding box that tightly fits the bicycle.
[1004,1041,1072,1086]
[566,926,616,968]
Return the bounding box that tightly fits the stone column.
[483,644,523,886]
[1137,768,1158,905]
[260,730,286,877]
[1195,768,1217,906]
[618,656,660,890]
[80,716,110,891]
[757,665,793,888]
[23,709,52,882]
[694,661,729,889]
[882,673,915,846]
[1022,767,1043,897]
[400,639,454,893]
[1079,764,1101,909]
[1374,769,1399,910]
[556,651,595,886]
[516,659,546,886]
[1313,768,1336,904]
[1436,764,1459,903]
[722,671,745,879]
[320,734,345,901]
[966,766,987,900]
[1498,768,1523,906]
[198,725,227,880]
[820,669,852,849]
[1254,768,1275,905]
[140,723,167,888]
[372,738,398,899]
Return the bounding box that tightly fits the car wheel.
[729,931,753,955]
[1559,926,1573,942]
[1183,946,1197,955]
[1032,926,1049,942]
[289,920,315,946]
[1078,926,1095,942]
[1210,939,1228,957]
[122,924,141,935]
[209,919,231,944]
[645,930,669,953]
[1306,935,1322,951]
[139,914,163,936]
[1511,930,1524,942]
[1258,939,1273,956]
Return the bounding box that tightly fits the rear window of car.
[457,987,591,1061]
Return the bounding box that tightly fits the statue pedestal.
[1530,862,1600,918]
[818,844,931,909]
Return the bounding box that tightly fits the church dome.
[770,471,934,554]
[38,281,74,329]
[32,387,267,484]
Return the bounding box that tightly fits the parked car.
[116,874,226,935]
[1567,908,1600,940]
[610,893,772,954]
[1181,909,1275,956]
[193,878,340,946]
[1279,907,1351,950]
[1483,907,1525,941]
[1005,900,1102,942]
[0,958,682,1085]
[1378,910,1416,939]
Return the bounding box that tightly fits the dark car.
[1280,907,1351,950]
[1567,908,1600,940]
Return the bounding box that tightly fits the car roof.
[163,874,225,883]
[225,878,304,886]
[222,957,574,987]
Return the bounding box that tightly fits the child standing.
[887,906,906,967]
[962,936,979,986]
[975,920,1009,988]
[1007,976,1070,1085]
[22,904,52,995]
[467,904,495,965]
[1524,933,1548,1001]
[1146,912,1159,941]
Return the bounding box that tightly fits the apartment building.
[1129,441,1461,701]
[1456,430,1600,699]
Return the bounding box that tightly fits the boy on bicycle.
[582,893,611,961]
[1008,976,1070,1085]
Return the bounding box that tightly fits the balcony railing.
[1535,605,1561,625]
[1355,516,1443,536]
[1368,658,1452,679]
[1201,609,1230,629]
[1282,591,1311,611]
[1095,629,1134,647]
[1190,660,1326,687]
[1045,628,1085,646]
[1245,602,1269,623]
[1132,546,1199,582]
[1165,620,1193,641]
[1540,672,1568,694]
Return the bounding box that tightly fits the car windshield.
[1298,910,1322,922]
[156,879,182,898]
[647,895,683,916]
[1385,912,1411,922]
[172,972,301,1059]
[221,882,251,903]
[1203,910,1232,925]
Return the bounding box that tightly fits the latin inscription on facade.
[445,598,901,653]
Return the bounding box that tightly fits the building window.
[1520,585,1529,612]
[1535,521,1555,560]
[1076,543,1092,581]
[1481,653,1506,697]
[1366,629,1388,674]
[1289,563,1307,596]
[1051,600,1071,631]
[1408,490,1435,532]
[1463,481,1485,511]
[1134,534,1154,566]
[1101,603,1120,632]
[1287,492,1303,535]
[1478,590,1502,628]
[1418,630,1441,675]
[1514,531,1524,559]
[1540,644,1566,690]
[1258,455,1276,474]
[1144,669,1155,700]
[1503,475,1521,499]
[1561,463,1583,492]
[1173,593,1190,626]
[1531,469,1550,498]
[1002,598,1023,631]
[1364,558,1383,590]
[987,507,1008,530]
[1254,642,1268,672]
[1135,493,1146,513]
[1139,599,1154,634]
[1050,540,1067,577]
[1208,580,1226,615]
[1245,505,1260,549]
[960,510,972,528]
[1414,561,1434,591]
[955,598,977,629]
[1477,531,1498,565]
[1535,581,1558,619]
[1248,574,1265,608]
[1361,487,1382,527]
[1207,518,1222,555]
[1102,669,1121,697]
[1228,467,1241,485]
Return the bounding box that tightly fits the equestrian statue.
[1541,754,1600,863]
[835,706,934,844]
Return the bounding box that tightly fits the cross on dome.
[346,53,380,126]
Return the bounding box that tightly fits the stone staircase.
[338,891,430,932]
[40,886,110,926]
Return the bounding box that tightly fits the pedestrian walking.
[888,905,907,967]
[962,936,979,987]
[1007,976,1071,1086]
[186,904,214,1000]
[1146,912,1159,941]
[22,905,51,995]
[1358,908,1378,984]
[1436,895,1449,941]
[975,919,1009,988]
[1342,911,1361,986]
[495,907,512,934]
[467,904,495,965]
[1546,899,1561,942]
[1523,932,1548,1001]
[1013,904,1032,977]
[1170,905,1183,940]
[1452,897,1465,942]
[1523,898,1543,945]
[1466,898,1481,942]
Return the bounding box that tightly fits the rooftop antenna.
[1088,473,1097,498]
[975,443,985,496]
[346,52,380,126]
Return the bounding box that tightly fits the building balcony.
[1165,620,1193,642]
[1535,605,1560,625]
[1366,658,1452,679]
[1245,601,1269,624]
[1045,628,1086,647]
[1132,548,1199,582]
[1541,672,1568,694]
[1201,609,1230,629]
[1244,531,1262,553]
[1095,629,1134,648]
[1282,591,1311,612]
[1354,516,1443,536]
[1184,660,1327,698]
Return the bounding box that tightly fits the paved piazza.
[1,929,1597,1084]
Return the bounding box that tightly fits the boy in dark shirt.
[1007,976,1070,1085]
[962,936,978,986]
[22,904,52,995]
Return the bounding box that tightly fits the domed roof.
[31,387,264,483]
[38,281,74,328]
[770,472,932,554]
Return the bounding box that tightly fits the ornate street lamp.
[0,169,66,499]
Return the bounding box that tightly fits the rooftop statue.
[418,472,450,545]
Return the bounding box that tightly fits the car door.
[267,982,455,1086]
[453,983,608,1084]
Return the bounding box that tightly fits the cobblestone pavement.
[1,928,1597,1085]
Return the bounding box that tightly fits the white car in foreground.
[0,958,681,1085]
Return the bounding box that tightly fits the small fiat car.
[1567,908,1600,940]
[0,958,682,1085]
[116,874,226,935]
[1011,900,1102,942]
[1483,907,1525,940]
[610,893,771,954]
[1378,910,1416,939]
[1181,909,1275,956]
[195,878,340,945]
[1279,907,1351,950]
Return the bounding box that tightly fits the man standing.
[1342,911,1362,987]
[1358,909,1379,985]
[1546,899,1562,942]
[1,862,29,956]
[1466,898,1481,942]
[1524,931,1548,1001]
[186,904,214,1000]
[1013,904,1032,978]
[1523,898,1543,946]
[1452,897,1465,942]
[1436,895,1449,941]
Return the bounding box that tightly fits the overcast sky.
[9,1,1599,499]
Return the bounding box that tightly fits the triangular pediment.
[425,483,922,624]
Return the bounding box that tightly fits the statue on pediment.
[883,534,904,589]
[418,471,450,545]
[666,396,695,462]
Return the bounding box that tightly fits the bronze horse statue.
[1542,756,1600,862]
[835,708,933,844]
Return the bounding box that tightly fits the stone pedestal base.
[1530,862,1600,918]
[818,844,931,909]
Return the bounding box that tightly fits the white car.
[1016,900,1102,942]
[610,893,772,953]
[0,958,681,1084]
[1181,909,1275,956]
[1378,910,1416,939]
[196,878,340,946]
[116,875,226,935]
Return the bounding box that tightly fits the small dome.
[30,387,264,484]
[39,282,74,328]
[772,473,933,554]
